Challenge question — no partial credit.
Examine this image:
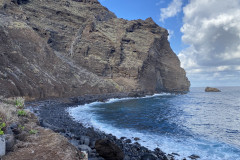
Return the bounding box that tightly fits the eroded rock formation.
[205,87,221,92]
[0,0,190,100]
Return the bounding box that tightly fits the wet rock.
[153,148,166,159]
[95,139,124,160]
[134,137,140,141]
[154,147,165,154]
[167,154,174,160]
[125,139,132,143]
[141,153,158,160]
[133,142,141,147]
[171,152,180,156]
[189,154,200,159]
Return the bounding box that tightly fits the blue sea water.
[68,87,240,160]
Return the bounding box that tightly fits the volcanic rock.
[5,134,15,152]
[0,0,190,100]
[188,154,200,159]
[141,153,158,160]
[205,87,221,92]
[0,136,6,156]
[78,144,92,153]
[95,139,124,160]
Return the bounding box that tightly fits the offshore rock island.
[0,0,190,100]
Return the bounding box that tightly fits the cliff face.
[0,0,190,99]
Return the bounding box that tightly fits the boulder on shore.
[205,87,221,92]
[95,139,124,160]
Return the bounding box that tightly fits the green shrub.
[18,125,25,131]
[29,129,38,134]
[0,118,6,135]
[17,110,27,116]
[15,99,24,108]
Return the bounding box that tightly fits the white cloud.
[178,0,240,87]
[160,0,183,22]
[156,0,165,6]
[168,29,174,40]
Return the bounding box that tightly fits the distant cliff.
[0,0,190,100]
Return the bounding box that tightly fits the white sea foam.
[105,93,171,103]
[67,94,240,160]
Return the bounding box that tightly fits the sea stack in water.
[0,0,190,100]
[205,87,221,92]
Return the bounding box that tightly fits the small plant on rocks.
[0,118,6,135]
[15,99,24,109]
[18,125,25,131]
[17,110,27,116]
[29,129,38,135]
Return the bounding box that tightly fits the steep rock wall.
[0,14,118,99]
[0,0,190,99]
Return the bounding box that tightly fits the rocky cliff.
[0,0,190,100]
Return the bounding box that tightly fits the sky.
[99,0,240,87]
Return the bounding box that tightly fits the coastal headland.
[0,0,190,159]
[0,0,189,100]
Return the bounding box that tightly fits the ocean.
[68,87,240,160]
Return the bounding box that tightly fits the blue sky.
[99,0,240,87]
[99,0,187,53]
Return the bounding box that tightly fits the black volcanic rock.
[0,0,190,100]
[95,139,124,160]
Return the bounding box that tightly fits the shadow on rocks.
[95,139,124,160]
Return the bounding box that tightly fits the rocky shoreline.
[26,94,181,160]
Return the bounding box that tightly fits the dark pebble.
[172,152,180,156]
[189,154,200,159]
[134,137,140,141]
[125,139,132,143]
